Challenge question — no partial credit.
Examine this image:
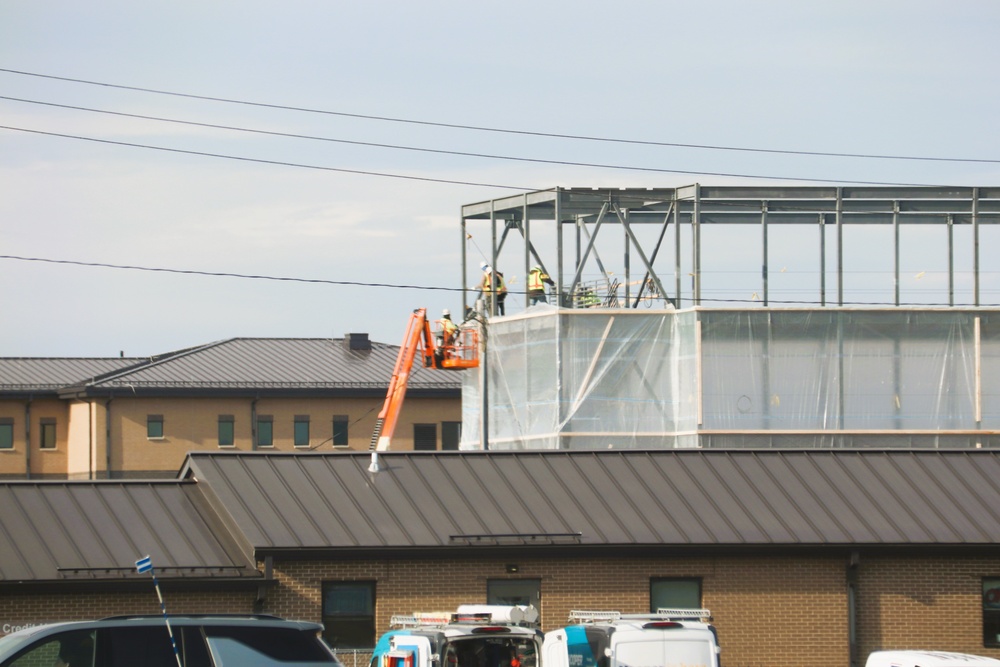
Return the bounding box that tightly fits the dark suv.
[0,615,343,667]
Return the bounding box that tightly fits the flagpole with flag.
[136,555,183,667]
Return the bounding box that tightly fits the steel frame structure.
[460,184,1000,314]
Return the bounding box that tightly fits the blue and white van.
[371,606,542,667]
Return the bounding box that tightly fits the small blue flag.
[136,556,153,574]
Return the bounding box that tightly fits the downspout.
[89,400,95,480]
[24,398,32,479]
[254,555,273,613]
[251,398,258,451]
[104,398,113,480]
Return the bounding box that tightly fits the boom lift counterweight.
[369,308,479,452]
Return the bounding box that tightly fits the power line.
[3,254,998,308]
[0,124,946,188]
[0,125,531,190]
[6,95,930,179]
[0,254,465,292]
[1,66,996,165]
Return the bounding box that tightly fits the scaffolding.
[458,185,1000,450]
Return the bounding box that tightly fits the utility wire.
[0,124,947,188]
[1,67,996,165]
[0,254,466,292]
[4,95,929,179]
[2,254,996,308]
[0,125,531,190]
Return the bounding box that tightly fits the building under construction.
[458,184,1000,450]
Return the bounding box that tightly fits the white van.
[865,650,1000,667]
[543,609,720,667]
[371,605,542,667]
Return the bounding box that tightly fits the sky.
[3,1,1000,357]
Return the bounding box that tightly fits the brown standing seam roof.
[0,481,258,582]
[181,449,1000,553]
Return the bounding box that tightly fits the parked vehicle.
[865,650,1000,667]
[0,614,342,667]
[371,605,541,667]
[542,609,721,667]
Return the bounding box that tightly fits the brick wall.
[264,555,850,667]
[855,554,1000,661]
[0,589,256,636]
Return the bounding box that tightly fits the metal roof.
[0,481,258,583]
[60,338,460,394]
[0,357,141,393]
[181,449,1000,553]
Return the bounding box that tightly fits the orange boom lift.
[369,308,479,452]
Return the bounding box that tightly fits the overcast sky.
[3,1,1000,357]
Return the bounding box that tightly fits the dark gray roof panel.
[88,338,459,390]
[182,449,1000,551]
[0,482,257,582]
[0,357,139,392]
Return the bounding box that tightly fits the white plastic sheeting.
[461,307,1000,450]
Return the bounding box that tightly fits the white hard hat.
[479,261,489,271]
[442,308,451,317]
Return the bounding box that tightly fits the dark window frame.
[0,418,13,450]
[442,421,462,451]
[39,418,56,450]
[413,423,437,451]
[321,580,376,650]
[487,578,541,607]
[147,415,164,440]
[218,415,235,448]
[256,415,274,448]
[649,577,703,613]
[984,577,1000,648]
[294,415,310,448]
[332,415,349,448]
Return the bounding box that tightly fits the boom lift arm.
[369,308,479,452]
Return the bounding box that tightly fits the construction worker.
[527,265,555,305]
[438,309,458,346]
[479,262,507,315]
[435,309,458,366]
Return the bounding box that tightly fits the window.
[147,415,164,439]
[985,578,1000,647]
[332,415,349,448]
[294,416,310,447]
[39,418,56,449]
[488,578,541,607]
[0,418,13,449]
[413,423,437,451]
[321,581,375,649]
[257,415,273,448]
[442,421,462,451]
[650,578,702,612]
[218,415,235,448]
[7,629,96,667]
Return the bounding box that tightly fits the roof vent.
[345,333,371,351]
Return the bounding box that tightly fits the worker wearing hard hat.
[478,262,507,316]
[527,265,555,305]
[438,309,458,346]
[434,309,459,367]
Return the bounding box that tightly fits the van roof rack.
[654,608,712,621]
[568,609,712,624]
[389,613,453,628]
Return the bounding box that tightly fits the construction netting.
[460,306,1000,450]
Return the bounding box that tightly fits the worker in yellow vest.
[527,265,555,305]
[479,262,507,315]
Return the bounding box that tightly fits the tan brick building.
[1,449,999,667]
[0,336,462,479]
